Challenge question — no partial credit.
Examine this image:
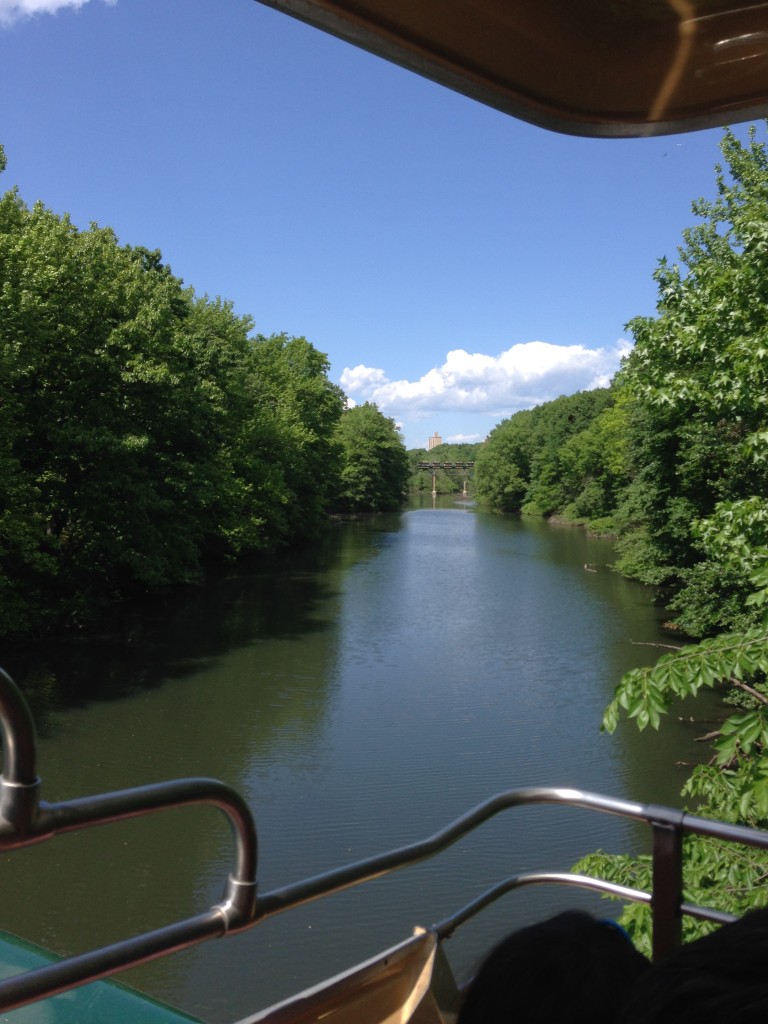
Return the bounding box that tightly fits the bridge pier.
[416,461,475,500]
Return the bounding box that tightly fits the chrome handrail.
[1,666,768,1012]
[0,667,259,1011]
[254,787,648,919]
[251,789,764,961]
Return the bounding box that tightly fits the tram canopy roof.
[255,0,768,137]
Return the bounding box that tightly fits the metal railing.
[1,666,768,1013]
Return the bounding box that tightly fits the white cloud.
[338,364,388,393]
[446,433,484,444]
[340,339,631,419]
[0,0,113,27]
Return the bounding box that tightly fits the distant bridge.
[416,461,475,497]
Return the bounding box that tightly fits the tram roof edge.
[254,0,768,138]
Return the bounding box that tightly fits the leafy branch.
[603,627,768,734]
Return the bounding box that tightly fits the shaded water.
[0,503,719,1021]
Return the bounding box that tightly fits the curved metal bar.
[0,669,260,1013]
[0,669,258,890]
[433,872,651,939]
[38,777,258,882]
[255,787,647,918]
[0,910,227,1013]
[0,666,39,786]
[0,776,259,1012]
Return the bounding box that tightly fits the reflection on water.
[6,522,398,727]
[0,502,720,1022]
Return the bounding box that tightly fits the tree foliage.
[610,126,768,625]
[474,389,619,522]
[572,125,768,947]
[333,402,409,512]
[248,333,345,539]
[0,157,346,636]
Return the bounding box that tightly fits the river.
[0,500,718,1022]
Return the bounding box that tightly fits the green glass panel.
[0,931,204,1024]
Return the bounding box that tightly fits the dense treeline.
[475,388,619,521]
[334,402,410,512]
[480,126,768,942]
[0,147,406,637]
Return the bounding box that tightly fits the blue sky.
[0,0,753,449]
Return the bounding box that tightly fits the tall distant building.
[427,431,442,450]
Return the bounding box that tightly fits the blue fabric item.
[598,918,635,946]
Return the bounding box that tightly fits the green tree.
[0,197,214,620]
[333,402,409,512]
[474,389,617,518]
[0,152,347,635]
[0,158,59,632]
[249,333,345,541]
[556,395,630,529]
[474,411,534,512]
[574,125,768,950]
[611,124,768,629]
[522,389,616,516]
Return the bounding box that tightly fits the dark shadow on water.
[2,516,405,729]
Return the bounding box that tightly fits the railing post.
[650,814,684,961]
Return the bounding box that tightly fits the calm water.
[0,502,719,1022]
